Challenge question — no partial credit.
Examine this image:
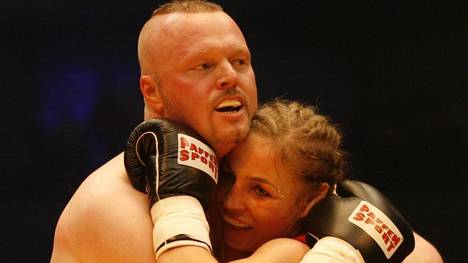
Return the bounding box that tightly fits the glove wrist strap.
[151,195,212,259]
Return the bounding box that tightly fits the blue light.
[38,62,100,134]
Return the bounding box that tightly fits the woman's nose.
[223,183,245,212]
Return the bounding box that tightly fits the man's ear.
[140,75,164,116]
[300,183,330,218]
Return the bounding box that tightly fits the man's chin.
[212,126,249,157]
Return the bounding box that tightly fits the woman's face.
[218,133,314,253]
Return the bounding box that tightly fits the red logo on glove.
[349,201,403,259]
[178,134,218,183]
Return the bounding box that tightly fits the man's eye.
[232,59,246,67]
[254,186,270,197]
[193,63,212,70]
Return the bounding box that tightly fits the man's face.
[148,12,257,157]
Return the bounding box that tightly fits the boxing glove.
[124,118,219,258]
[302,180,415,263]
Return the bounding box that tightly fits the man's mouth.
[223,215,251,229]
[216,99,243,113]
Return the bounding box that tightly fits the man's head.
[137,0,258,158]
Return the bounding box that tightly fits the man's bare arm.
[231,239,309,263]
[157,246,218,263]
[51,154,156,263]
[158,238,308,263]
[403,232,444,263]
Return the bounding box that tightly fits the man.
[51,1,442,262]
[51,1,259,262]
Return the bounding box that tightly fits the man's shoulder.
[52,153,155,262]
[57,152,152,239]
[63,153,136,213]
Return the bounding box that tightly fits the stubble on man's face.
[145,12,258,157]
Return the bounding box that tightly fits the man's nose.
[216,60,238,89]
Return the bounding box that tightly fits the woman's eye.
[254,186,270,197]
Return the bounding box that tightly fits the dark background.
[1,0,466,262]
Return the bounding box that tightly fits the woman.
[213,99,442,263]
[213,99,348,261]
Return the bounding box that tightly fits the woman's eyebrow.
[249,176,284,197]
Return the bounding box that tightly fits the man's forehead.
[148,12,248,55]
[150,11,240,38]
[151,11,244,42]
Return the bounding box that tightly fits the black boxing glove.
[124,117,218,207]
[124,118,219,258]
[301,180,415,263]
